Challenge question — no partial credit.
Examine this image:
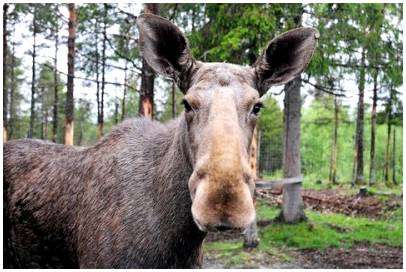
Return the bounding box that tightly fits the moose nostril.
[214,224,233,232]
[196,169,207,179]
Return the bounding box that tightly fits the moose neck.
[149,115,206,267]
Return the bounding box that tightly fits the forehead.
[187,62,259,101]
[194,62,255,86]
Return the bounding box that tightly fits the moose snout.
[189,169,256,232]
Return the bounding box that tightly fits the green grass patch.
[204,201,402,267]
[204,241,242,251]
[256,201,280,221]
[258,205,403,250]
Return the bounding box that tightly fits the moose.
[4,14,318,268]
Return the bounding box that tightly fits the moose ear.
[253,27,319,95]
[136,14,198,93]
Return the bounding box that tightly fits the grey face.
[137,14,318,232]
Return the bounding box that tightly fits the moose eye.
[182,99,193,113]
[252,102,263,115]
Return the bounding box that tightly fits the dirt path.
[297,243,403,269]
[203,243,403,269]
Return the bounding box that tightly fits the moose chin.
[4,14,318,268]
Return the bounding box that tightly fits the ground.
[202,181,403,269]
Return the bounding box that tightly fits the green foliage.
[156,82,184,123]
[258,96,283,175]
[300,98,403,184]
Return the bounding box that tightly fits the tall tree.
[65,3,76,145]
[38,62,57,141]
[329,95,339,184]
[369,67,378,185]
[52,5,60,142]
[97,4,109,138]
[352,48,366,185]
[281,76,306,222]
[280,5,306,223]
[95,18,102,138]
[28,5,38,138]
[367,5,384,185]
[121,58,128,121]
[8,32,16,139]
[391,126,396,185]
[4,7,24,140]
[138,3,158,118]
[3,4,9,141]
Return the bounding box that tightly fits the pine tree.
[139,3,158,118]
[65,3,76,145]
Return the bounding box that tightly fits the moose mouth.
[192,213,248,233]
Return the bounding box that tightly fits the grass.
[204,200,403,267]
[256,201,402,249]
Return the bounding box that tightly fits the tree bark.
[384,87,393,183]
[329,96,339,184]
[65,3,76,145]
[138,4,158,118]
[29,6,38,139]
[8,34,16,139]
[94,20,101,139]
[121,60,128,121]
[40,87,45,139]
[353,48,366,185]
[369,68,378,186]
[52,16,59,143]
[392,126,397,185]
[114,101,119,125]
[3,4,9,142]
[281,76,306,223]
[98,4,108,138]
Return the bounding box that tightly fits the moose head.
[136,14,318,232]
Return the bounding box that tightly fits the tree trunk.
[369,68,378,186]
[94,21,101,139]
[52,18,59,143]
[353,48,366,185]
[351,133,357,187]
[65,3,76,145]
[40,87,45,139]
[77,119,83,146]
[114,101,119,125]
[329,96,339,184]
[121,60,128,121]
[138,4,158,118]
[8,35,16,139]
[384,121,391,183]
[392,126,397,185]
[3,4,8,142]
[29,7,38,139]
[384,88,393,183]
[98,4,108,138]
[281,76,306,223]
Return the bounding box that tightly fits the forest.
[2,3,403,269]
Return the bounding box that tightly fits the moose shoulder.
[4,14,318,268]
